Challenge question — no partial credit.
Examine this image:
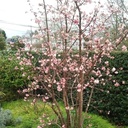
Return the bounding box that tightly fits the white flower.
[94,79,99,84]
[112,67,116,72]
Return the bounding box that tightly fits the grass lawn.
[1,99,118,128]
[1,99,56,128]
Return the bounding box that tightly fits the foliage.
[0,29,7,39]
[84,51,128,126]
[83,113,115,128]
[0,52,34,101]
[0,107,21,128]
[2,100,116,128]
[2,100,54,128]
[0,35,6,50]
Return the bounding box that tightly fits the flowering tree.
[17,0,128,128]
[106,0,128,50]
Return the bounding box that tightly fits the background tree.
[0,29,7,39]
[9,36,25,51]
[107,0,128,49]
[0,29,6,50]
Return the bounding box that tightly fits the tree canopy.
[0,29,6,50]
[0,29,7,39]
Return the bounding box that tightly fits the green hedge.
[0,51,33,101]
[1,51,128,126]
[85,51,128,126]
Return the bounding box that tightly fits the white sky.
[0,0,43,38]
[0,0,116,38]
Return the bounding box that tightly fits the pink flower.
[23,89,28,93]
[14,66,19,70]
[62,125,66,128]
[48,84,52,87]
[63,67,68,72]
[77,84,82,92]
[42,98,46,102]
[122,81,125,84]
[79,65,84,70]
[105,61,109,66]
[65,106,70,110]
[22,72,26,77]
[112,67,116,72]
[35,18,41,23]
[57,86,62,92]
[77,88,82,92]
[94,79,99,84]
[86,0,92,3]
[73,19,79,24]
[115,71,118,74]
[122,45,127,51]
[114,82,120,87]
[101,66,106,71]
[60,78,66,88]
[33,99,36,103]
[45,96,49,100]
[37,126,42,128]
[77,84,82,88]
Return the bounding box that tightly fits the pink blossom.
[42,98,46,102]
[122,81,125,84]
[86,0,92,3]
[35,18,41,23]
[101,66,106,71]
[94,79,99,84]
[77,88,82,92]
[114,82,120,87]
[25,94,29,97]
[115,71,118,74]
[62,124,66,128]
[57,86,62,92]
[79,65,84,70]
[37,126,42,128]
[20,67,24,70]
[73,19,79,24]
[45,96,49,100]
[60,78,66,88]
[48,122,51,125]
[112,67,116,72]
[17,56,20,60]
[122,45,127,51]
[63,67,68,72]
[105,61,109,66]
[14,66,19,70]
[48,84,52,87]
[77,84,82,92]
[65,106,70,110]
[33,99,36,103]
[23,89,28,93]
[77,84,82,88]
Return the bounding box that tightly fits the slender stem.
[75,1,83,128]
[85,85,94,113]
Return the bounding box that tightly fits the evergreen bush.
[84,51,128,126]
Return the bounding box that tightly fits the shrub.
[0,107,21,128]
[84,51,128,126]
[0,51,34,101]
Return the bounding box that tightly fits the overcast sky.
[0,0,110,38]
[0,0,42,38]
